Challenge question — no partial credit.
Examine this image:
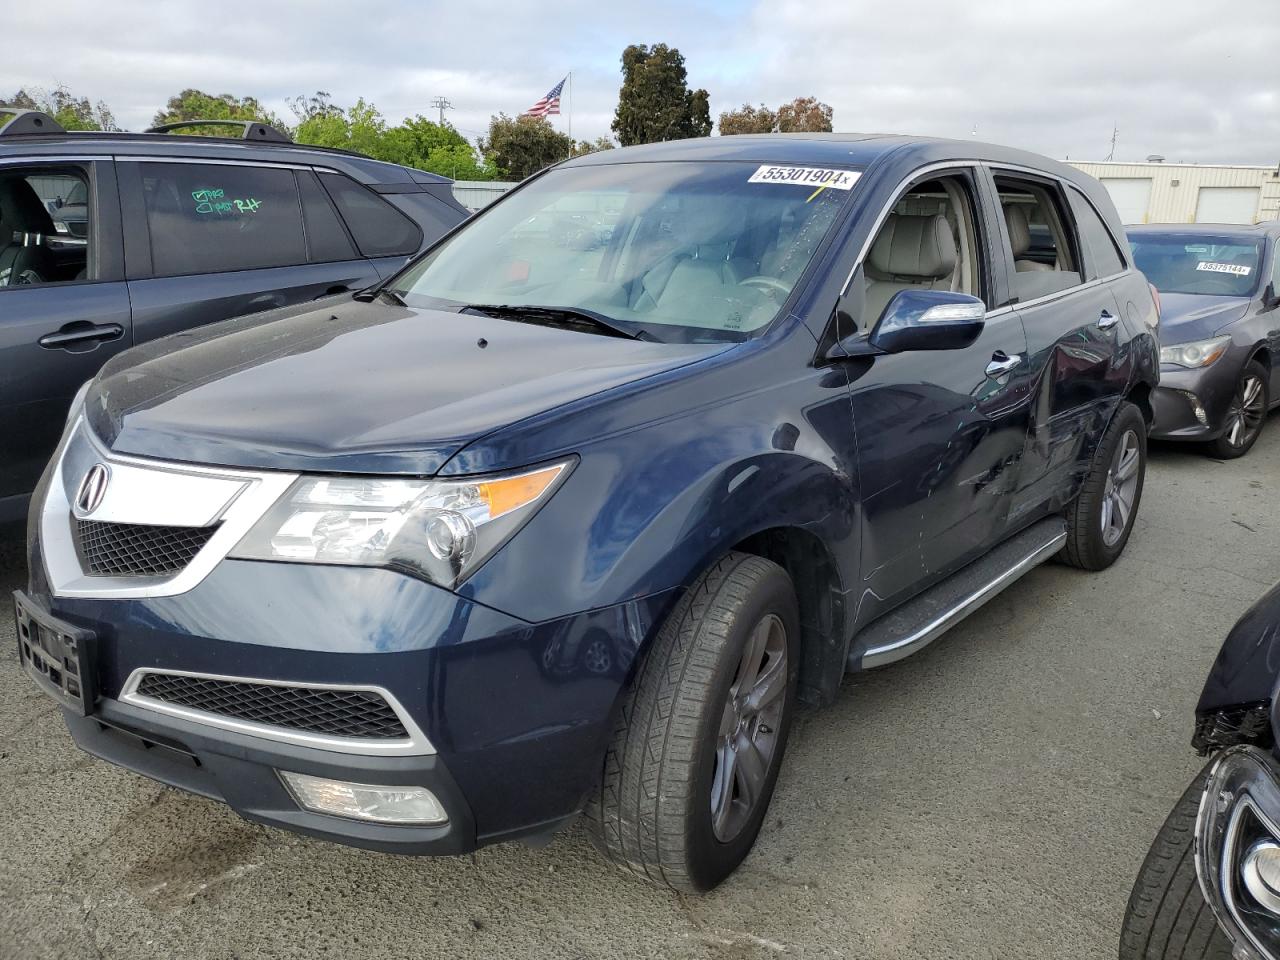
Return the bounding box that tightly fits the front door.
[843,169,1032,624]
[0,159,130,519]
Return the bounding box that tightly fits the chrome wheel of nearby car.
[1225,372,1267,450]
[1101,429,1141,548]
[711,613,789,843]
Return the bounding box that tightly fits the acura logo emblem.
[75,463,110,515]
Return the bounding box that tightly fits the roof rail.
[0,109,66,136]
[145,120,292,143]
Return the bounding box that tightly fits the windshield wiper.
[460,304,652,341]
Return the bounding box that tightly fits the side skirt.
[847,517,1068,671]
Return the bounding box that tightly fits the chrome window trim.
[120,667,436,757]
[0,155,111,165]
[119,155,341,174]
[41,419,297,599]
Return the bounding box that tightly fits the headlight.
[229,460,571,588]
[1161,335,1232,368]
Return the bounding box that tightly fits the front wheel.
[1060,401,1147,570]
[1119,763,1234,960]
[1206,359,1270,460]
[584,552,800,891]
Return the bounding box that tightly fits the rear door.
[990,169,1128,518]
[119,159,385,345]
[0,158,129,515]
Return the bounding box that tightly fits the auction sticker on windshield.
[1196,261,1252,276]
[749,165,860,191]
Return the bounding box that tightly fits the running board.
[848,518,1068,671]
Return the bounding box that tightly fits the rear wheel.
[584,552,800,891]
[1206,359,1269,460]
[1119,763,1234,960]
[1060,401,1147,570]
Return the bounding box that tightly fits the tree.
[4,85,117,131]
[575,136,616,156]
[293,98,388,157]
[152,89,286,136]
[612,43,712,146]
[717,103,777,136]
[479,113,573,180]
[776,96,834,133]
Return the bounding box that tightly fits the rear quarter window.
[1067,187,1127,279]
[319,172,423,258]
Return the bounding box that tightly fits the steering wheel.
[738,275,791,296]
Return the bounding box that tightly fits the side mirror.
[832,290,985,357]
[1266,281,1280,310]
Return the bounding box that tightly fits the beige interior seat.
[863,213,958,324]
[1003,205,1053,273]
[633,198,750,311]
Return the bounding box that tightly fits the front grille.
[134,673,410,740]
[75,519,218,577]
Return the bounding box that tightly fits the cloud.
[3,0,1277,163]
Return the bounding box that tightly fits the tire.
[1060,401,1146,571]
[584,551,800,892]
[1119,763,1234,960]
[1205,359,1269,460]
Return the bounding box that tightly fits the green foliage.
[4,85,117,131]
[612,43,712,146]
[292,97,496,180]
[151,89,286,136]
[718,97,833,135]
[478,113,573,180]
[718,103,778,136]
[575,136,616,156]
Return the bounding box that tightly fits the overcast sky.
[5,0,1279,164]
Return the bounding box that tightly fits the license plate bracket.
[13,590,96,716]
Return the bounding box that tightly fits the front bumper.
[1196,746,1280,959]
[25,554,674,854]
[1150,358,1243,441]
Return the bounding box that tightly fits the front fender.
[1197,580,1280,716]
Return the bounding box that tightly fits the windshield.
[1129,234,1263,297]
[390,161,857,344]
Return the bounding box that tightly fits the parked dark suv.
[0,110,468,522]
[16,134,1159,891]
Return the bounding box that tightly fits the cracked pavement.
[1,422,1277,959]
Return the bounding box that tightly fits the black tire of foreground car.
[1060,401,1147,571]
[1119,763,1234,960]
[1205,359,1270,461]
[585,552,800,891]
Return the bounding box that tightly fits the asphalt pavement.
[1,423,1277,960]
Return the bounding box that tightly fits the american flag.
[524,77,566,118]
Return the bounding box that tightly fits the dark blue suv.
[16,133,1159,890]
[0,110,468,523]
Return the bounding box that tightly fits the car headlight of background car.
[1160,335,1232,368]
[230,460,572,589]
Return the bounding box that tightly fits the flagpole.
[567,72,574,157]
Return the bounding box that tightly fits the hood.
[1156,292,1252,342]
[87,299,722,475]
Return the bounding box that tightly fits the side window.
[859,173,987,330]
[319,172,423,258]
[297,170,357,263]
[1272,241,1280,294]
[0,167,93,287]
[1067,187,1126,279]
[993,175,1082,303]
[139,163,306,277]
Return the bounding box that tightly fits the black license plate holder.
[13,590,96,716]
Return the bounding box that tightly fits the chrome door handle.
[985,352,1022,378]
[38,323,124,349]
[1097,310,1120,330]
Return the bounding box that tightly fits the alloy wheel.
[1224,374,1266,449]
[710,613,788,843]
[1101,429,1141,548]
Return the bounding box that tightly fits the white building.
[1068,160,1280,225]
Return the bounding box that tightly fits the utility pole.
[1105,123,1118,161]
[431,96,452,127]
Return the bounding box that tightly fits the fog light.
[1177,390,1208,425]
[1242,840,1280,914]
[279,771,447,825]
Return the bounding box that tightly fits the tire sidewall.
[1088,403,1147,567]
[685,564,800,889]
[1210,359,1269,459]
